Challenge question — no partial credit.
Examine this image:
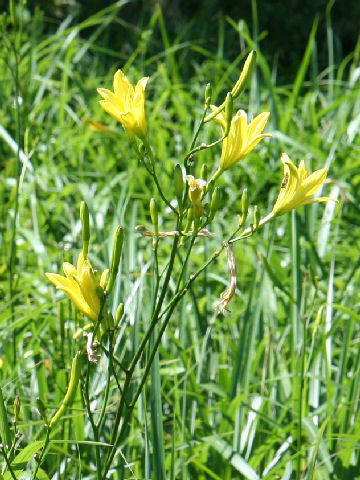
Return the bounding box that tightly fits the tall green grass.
[1,1,360,479]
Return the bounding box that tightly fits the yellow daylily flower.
[46,253,109,321]
[97,70,149,139]
[272,153,335,216]
[186,175,207,217]
[211,106,271,171]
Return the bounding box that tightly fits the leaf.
[206,436,259,480]
[3,441,45,480]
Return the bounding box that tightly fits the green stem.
[229,212,275,243]
[31,427,50,480]
[142,137,178,215]
[2,443,17,480]
[82,366,101,480]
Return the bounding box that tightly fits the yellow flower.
[186,175,207,217]
[46,253,109,321]
[212,106,271,170]
[97,70,149,139]
[272,153,335,216]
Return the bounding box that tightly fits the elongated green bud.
[239,188,249,226]
[106,226,124,294]
[174,164,183,203]
[14,395,20,423]
[80,201,90,259]
[224,92,233,136]
[204,83,212,106]
[200,164,208,182]
[253,205,260,230]
[115,303,124,327]
[209,187,221,220]
[231,50,257,99]
[150,198,159,237]
[36,397,48,425]
[183,207,194,236]
[9,0,17,27]
[49,352,82,428]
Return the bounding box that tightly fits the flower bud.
[36,397,48,425]
[106,226,124,294]
[200,164,208,182]
[239,188,249,226]
[174,164,183,203]
[253,205,261,230]
[14,395,20,423]
[150,198,159,236]
[80,201,90,259]
[224,92,233,136]
[231,50,256,99]
[204,83,212,106]
[115,303,124,327]
[209,187,221,220]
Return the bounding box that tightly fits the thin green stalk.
[290,210,302,480]
[1,443,17,480]
[103,229,180,475]
[82,366,101,480]
[142,137,178,215]
[7,35,22,367]
[31,427,50,480]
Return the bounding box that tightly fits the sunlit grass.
[1,2,360,479]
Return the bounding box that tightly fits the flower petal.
[247,112,270,139]
[113,70,134,98]
[301,168,328,197]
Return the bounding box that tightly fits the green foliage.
[1,1,360,479]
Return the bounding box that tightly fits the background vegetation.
[1,0,360,479]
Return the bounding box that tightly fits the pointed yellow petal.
[210,105,227,129]
[98,100,127,124]
[113,70,134,98]
[247,112,270,139]
[243,133,272,156]
[62,262,77,278]
[135,76,149,92]
[77,253,85,276]
[301,168,328,197]
[98,89,127,113]
[46,273,97,321]
[100,269,110,289]
[79,262,101,317]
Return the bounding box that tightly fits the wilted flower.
[82,117,116,134]
[211,106,271,171]
[46,253,109,321]
[272,153,335,216]
[97,70,149,139]
[186,175,206,217]
[216,242,237,314]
